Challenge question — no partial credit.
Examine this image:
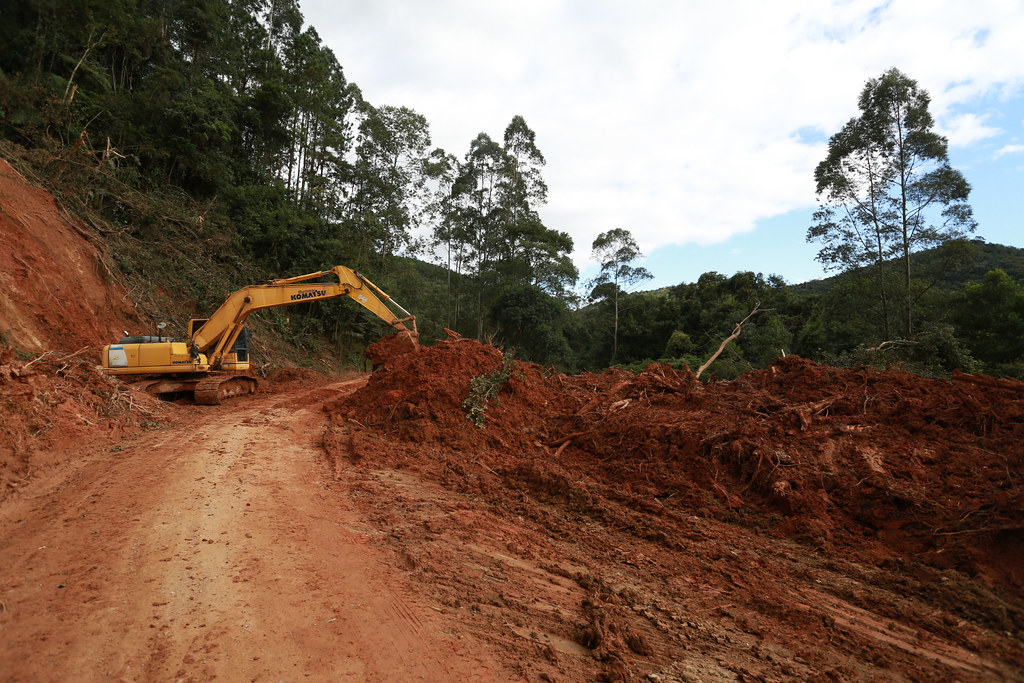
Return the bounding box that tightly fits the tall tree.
[496,116,575,297]
[808,67,976,338]
[589,228,652,362]
[437,117,575,340]
[424,148,471,328]
[456,131,505,339]
[348,103,431,268]
[500,114,547,227]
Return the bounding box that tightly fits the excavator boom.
[191,265,416,369]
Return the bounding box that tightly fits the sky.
[300,0,1024,290]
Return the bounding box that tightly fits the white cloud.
[941,113,1002,146]
[301,0,1024,272]
[995,144,1024,158]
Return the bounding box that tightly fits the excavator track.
[194,376,259,405]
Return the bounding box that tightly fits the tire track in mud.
[0,380,504,681]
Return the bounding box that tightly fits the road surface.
[0,378,501,681]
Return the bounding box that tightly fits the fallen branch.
[59,346,90,362]
[696,304,764,379]
[574,379,631,415]
[547,429,594,448]
[25,346,90,371]
[865,339,919,352]
[22,350,56,369]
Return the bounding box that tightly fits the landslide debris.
[0,347,161,497]
[321,335,1023,680]
[326,336,1024,591]
[0,152,163,496]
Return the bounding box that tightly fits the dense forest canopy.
[1,0,1022,378]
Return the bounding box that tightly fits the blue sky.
[301,0,1024,289]
[641,115,1024,288]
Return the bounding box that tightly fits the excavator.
[101,265,418,404]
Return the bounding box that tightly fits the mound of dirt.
[363,329,421,369]
[0,347,160,498]
[325,339,1024,592]
[330,334,575,451]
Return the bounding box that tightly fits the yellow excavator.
[101,265,418,404]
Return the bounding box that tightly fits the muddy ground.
[1,153,1023,680]
[1,339,1021,681]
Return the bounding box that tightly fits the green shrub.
[463,352,521,428]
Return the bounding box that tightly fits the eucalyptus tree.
[495,117,576,297]
[220,0,295,184]
[456,132,507,339]
[349,103,432,267]
[435,117,576,340]
[280,27,359,209]
[500,115,547,228]
[808,67,975,338]
[590,228,652,362]
[424,149,470,327]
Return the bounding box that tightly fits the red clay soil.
[0,156,147,495]
[364,329,421,369]
[332,335,1023,589]
[0,157,139,353]
[0,347,157,494]
[321,334,1024,680]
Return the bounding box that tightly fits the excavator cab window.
[232,327,251,362]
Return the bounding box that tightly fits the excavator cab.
[186,318,249,370]
[219,327,251,371]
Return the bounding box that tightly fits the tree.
[500,114,547,227]
[349,103,432,268]
[495,116,576,299]
[807,67,976,339]
[457,131,507,340]
[435,117,575,340]
[589,228,652,362]
[490,284,568,365]
[953,269,1024,376]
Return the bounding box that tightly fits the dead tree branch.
[865,339,919,353]
[696,303,764,379]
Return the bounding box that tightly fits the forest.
[2,0,1023,379]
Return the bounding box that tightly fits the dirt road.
[0,378,501,682]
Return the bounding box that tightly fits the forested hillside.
[2,0,1022,378]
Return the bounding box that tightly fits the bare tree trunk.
[612,287,620,363]
[875,233,891,341]
[902,233,912,338]
[476,285,484,342]
[696,305,763,379]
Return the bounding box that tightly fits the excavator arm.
[191,265,417,369]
